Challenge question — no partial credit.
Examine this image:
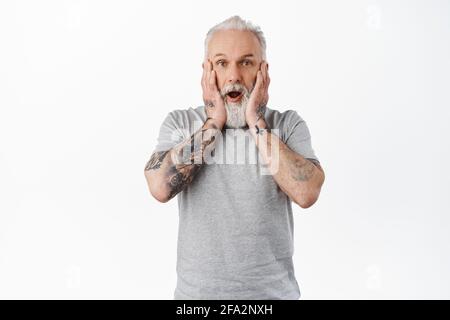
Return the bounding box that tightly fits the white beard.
[221,83,252,129]
[225,97,248,129]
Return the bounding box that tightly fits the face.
[206,29,264,128]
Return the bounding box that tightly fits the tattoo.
[165,121,220,200]
[256,105,266,119]
[291,158,316,182]
[167,163,202,199]
[205,100,214,108]
[144,116,220,201]
[306,158,322,170]
[145,150,169,171]
[174,127,217,166]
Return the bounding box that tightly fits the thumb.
[209,70,219,91]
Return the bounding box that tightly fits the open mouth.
[226,91,243,101]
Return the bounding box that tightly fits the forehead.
[208,29,262,59]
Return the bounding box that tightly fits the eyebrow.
[213,53,255,59]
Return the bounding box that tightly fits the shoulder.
[265,108,305,135]
[166,105,206,122]
[163,106,206,136]
[265,107,305,127]
[265,107,307,140]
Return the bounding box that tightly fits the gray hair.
[204,15,267,60]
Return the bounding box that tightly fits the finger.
[262,62,269,90]
[209,70,219,92]
[206,59,212,89]
[261,61,267,84]
[202,59,210,88]
[264,63,269,88]
[264,62,269,85]
[254,70,263,92]
[264,66,270,105]
[201,62,207,89]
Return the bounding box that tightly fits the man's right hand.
[201,59,226,129]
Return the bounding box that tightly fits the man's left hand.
[245,61,270,127]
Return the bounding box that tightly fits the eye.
[242,59,253,66]
[216,60,227,67]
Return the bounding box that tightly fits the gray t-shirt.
[153,105,319,300]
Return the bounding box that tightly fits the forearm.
[144,118,221,202]
[249,119,325,208]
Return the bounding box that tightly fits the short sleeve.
[284,111,320,163]
[153,111,186,152]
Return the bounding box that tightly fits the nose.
[226,62,243,84]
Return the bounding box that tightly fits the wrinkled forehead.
[207,29,263,60]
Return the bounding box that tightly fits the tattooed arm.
[248,118,325,208]
[144,118,221,203]
[244,61,324,208]
[144,58,227,203]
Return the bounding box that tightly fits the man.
[144,16,325,300]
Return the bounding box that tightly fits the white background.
[1,0,449,299]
